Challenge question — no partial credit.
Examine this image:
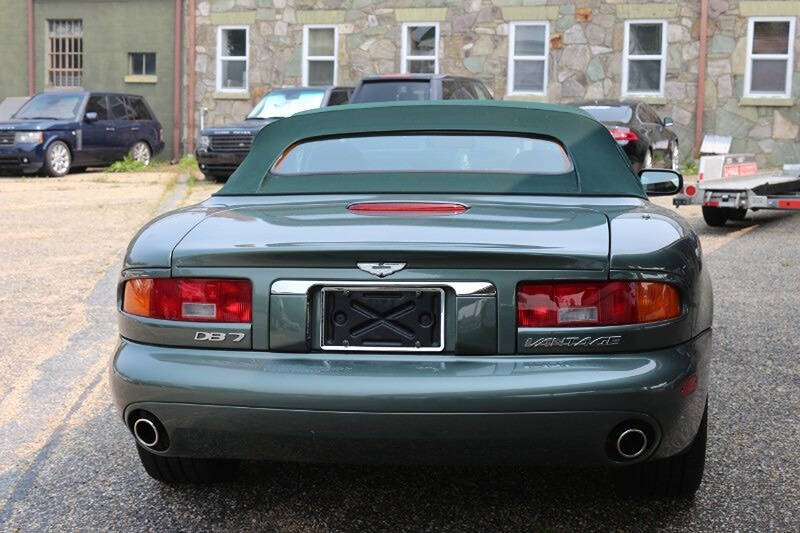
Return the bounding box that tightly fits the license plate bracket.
[321,287,444,352]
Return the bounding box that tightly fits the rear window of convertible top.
[271,133,574,175]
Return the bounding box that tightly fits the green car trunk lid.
[170,199,609,271]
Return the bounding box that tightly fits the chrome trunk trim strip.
[270,280,496,296]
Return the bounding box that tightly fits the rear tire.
[614,402,707,498]
[43,141,72,177]
[702,206,728,227]
[129,141,152,166]
[136,445,239,484]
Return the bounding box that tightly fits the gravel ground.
[0,176,798,531]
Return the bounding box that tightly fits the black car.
[349,74,493,103]
[0,91,164,177]
[196,86,353,182]
[577,101,678,172]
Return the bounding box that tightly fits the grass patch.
[106,156,146,173]
[682,160,699,175]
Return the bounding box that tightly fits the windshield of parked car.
[580,105,633,124]
[272,134,573,175]
[13,93,84,120]
[247,89,326,119]
[350,81,431,103]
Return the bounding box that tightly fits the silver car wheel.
[48,142,71,176]
[130,141,152,166]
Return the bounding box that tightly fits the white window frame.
[744,16,796,98]
[622,20,668,98]
[216,25,249,93]
[302,24,338,86]
[400,22,439,74]
[506,21,549,96]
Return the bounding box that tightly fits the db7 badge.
[194,331,245,342]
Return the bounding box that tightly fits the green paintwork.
[114,103,713,467]
[0,0,28,100]
[0,0,176,158]
[219,101,646,198]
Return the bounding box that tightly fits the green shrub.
[106,156,146,173]
[682,160,699,175]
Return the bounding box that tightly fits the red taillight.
[684,184,697,196]
[608,127,639,142]
[123,278,252,322]
[516,281,680,327]
[348,202,468,215]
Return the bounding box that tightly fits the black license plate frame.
[320,287,444,352]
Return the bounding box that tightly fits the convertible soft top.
[216,100,645,198]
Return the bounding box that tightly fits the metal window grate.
[47,19,83,87]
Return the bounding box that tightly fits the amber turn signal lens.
[123,278,153,317]
[635,282,681,323]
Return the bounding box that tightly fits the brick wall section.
[191,0,800,167]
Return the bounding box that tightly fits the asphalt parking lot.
[0,172,798,531]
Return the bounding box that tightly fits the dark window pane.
[407,26,435,56]
[349,80,431,103]
[308,60,334,86]
[442,79,457,99]
[627,59,662,92]
[514,25,546,56]
[85,95,108,120]
[753,21,791,54]
[513,59,545,92]
[408,59,435,73]
[751,59,788,93]
[222,29,246,57]
[327,90,349,106]
[308,28,335,56]
[221,60,246,89]
[109,95,133,120]
[129,97,153,120]
[628,23,663,55]
[144,53,156,75]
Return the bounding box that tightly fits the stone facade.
[190,0,800,167]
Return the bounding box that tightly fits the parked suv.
[349,74,493,103]
[196,86,353,182]
[0,91,164,177]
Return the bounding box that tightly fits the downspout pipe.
[694,0,709,155]
[187,0,196,155]
[173,0,183,161]
[27,0,34,95]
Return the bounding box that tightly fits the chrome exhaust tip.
[133,417,160,448]
[615,428,649,460]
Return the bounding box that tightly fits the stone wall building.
[191,0,800,168]
[2,1,798,166]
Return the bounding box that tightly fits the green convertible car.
[112,101,712,497]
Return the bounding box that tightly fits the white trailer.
[673,153,800,226]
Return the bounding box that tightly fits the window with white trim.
[303,25,337,86]
[745,17,795,98]
[622,20,667,96]
[216,26,248,92]
[401,23,439,74]
[507,22,549,95]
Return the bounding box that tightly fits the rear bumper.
[110,330,711,466]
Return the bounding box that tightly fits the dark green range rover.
[112,101,712,497]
